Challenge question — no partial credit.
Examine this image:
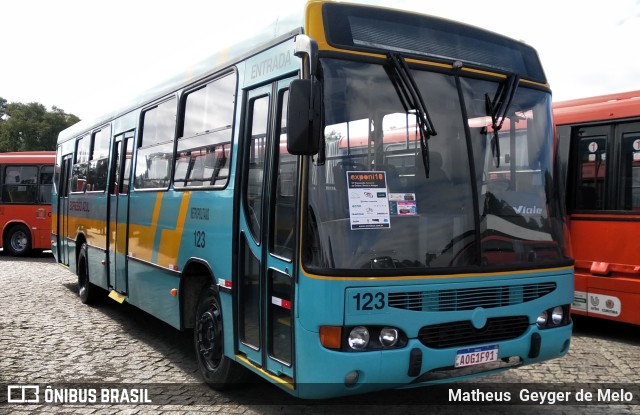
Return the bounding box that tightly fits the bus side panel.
[126,190,189,329]
[574,272,640,325]
[569,218,640,271]
[86,244,109,290]
[126,260,181,329]
[0,206,51,250]
[68,239,78,273]
[67,192,108,281]
[30,206,52,250]
[34,224,51,250]
[569,216,640,324]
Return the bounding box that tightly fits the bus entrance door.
[107,132,133,295]
[237,80,295,384]
[57,155,72,266]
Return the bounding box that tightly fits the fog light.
[379,327,398,347]
[345,370,359,387]
[536,310,548,328]
[551,306,564,325]
[348,326,370,350]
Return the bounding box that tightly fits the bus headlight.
[348,326,370,350]
[536,310,548,328]
[379,327,399,347]
[536,305,570,329]
[551,306,564,325]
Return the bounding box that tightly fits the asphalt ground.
[0,251,639,414]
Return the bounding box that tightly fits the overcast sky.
[1,0,639,120]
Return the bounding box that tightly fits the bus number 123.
[194,230,206,248]
[353,292,385,311]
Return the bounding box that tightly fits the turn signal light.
[320,326,342,349]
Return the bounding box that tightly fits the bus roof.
[553,90,640,125]
[57,8,305,144]
[0,151,55,164]
[58,0,548,145]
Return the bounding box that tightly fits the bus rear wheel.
[194,286,244,389]
[4,224,32,256]
[77,243,97,304]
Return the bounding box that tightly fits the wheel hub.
[197,308,222,370]
[11,232,27,251]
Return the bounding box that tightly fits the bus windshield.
[304,58,562,274]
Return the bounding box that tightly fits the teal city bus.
[52,0,573,399]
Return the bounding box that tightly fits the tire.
[194,286,244,389]
[4,224,32,256]
[77,243,97,304]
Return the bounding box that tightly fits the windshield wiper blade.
[385,53,437,178]
[485,73,519,168]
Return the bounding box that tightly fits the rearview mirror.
[287,79,322,155]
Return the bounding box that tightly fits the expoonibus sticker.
[347,171,391,230]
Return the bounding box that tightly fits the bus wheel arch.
[3,222,32,256]
[180,261,212,329]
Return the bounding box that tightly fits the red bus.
[0,151,55,256]
[555,90,640,325]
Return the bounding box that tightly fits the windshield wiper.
[385,53,437,178]
[485,73,519,168]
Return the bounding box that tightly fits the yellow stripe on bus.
[157,191,191,267]
[300,265,574,282]
[235,355,295,391]
[127,193,164,262]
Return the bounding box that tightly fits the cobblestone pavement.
[1,252,639,414]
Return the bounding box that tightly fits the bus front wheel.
[4,224,32,256]
[194,286,244,389]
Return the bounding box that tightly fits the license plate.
[455,345,499,368]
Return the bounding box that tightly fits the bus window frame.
[133,95,178,192]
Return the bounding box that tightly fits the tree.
[0,99,80,152]
[0,97,7,119]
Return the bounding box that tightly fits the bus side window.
[87,126,111,192]
[620,131,640,210]
[574,130,607,211]
[174,72,236,189]
[135,98,176,190]
[3,165,38,203]
[71,134,90,193]
[39,165,54,204]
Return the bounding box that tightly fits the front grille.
[418,316,529,348]
[388,282,555,312]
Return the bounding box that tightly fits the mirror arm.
[294,35,324,162]
[294,35,319,122]
[294,35,318,78]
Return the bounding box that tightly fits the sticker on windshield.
[347,171,391,230]
[389,193,417,216]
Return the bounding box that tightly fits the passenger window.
[174,73,236,189]
[574,127,608,210]
[135,98,177,189]
[87,126,111,192]
[619,129,640,210]
[71,134,90,192]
